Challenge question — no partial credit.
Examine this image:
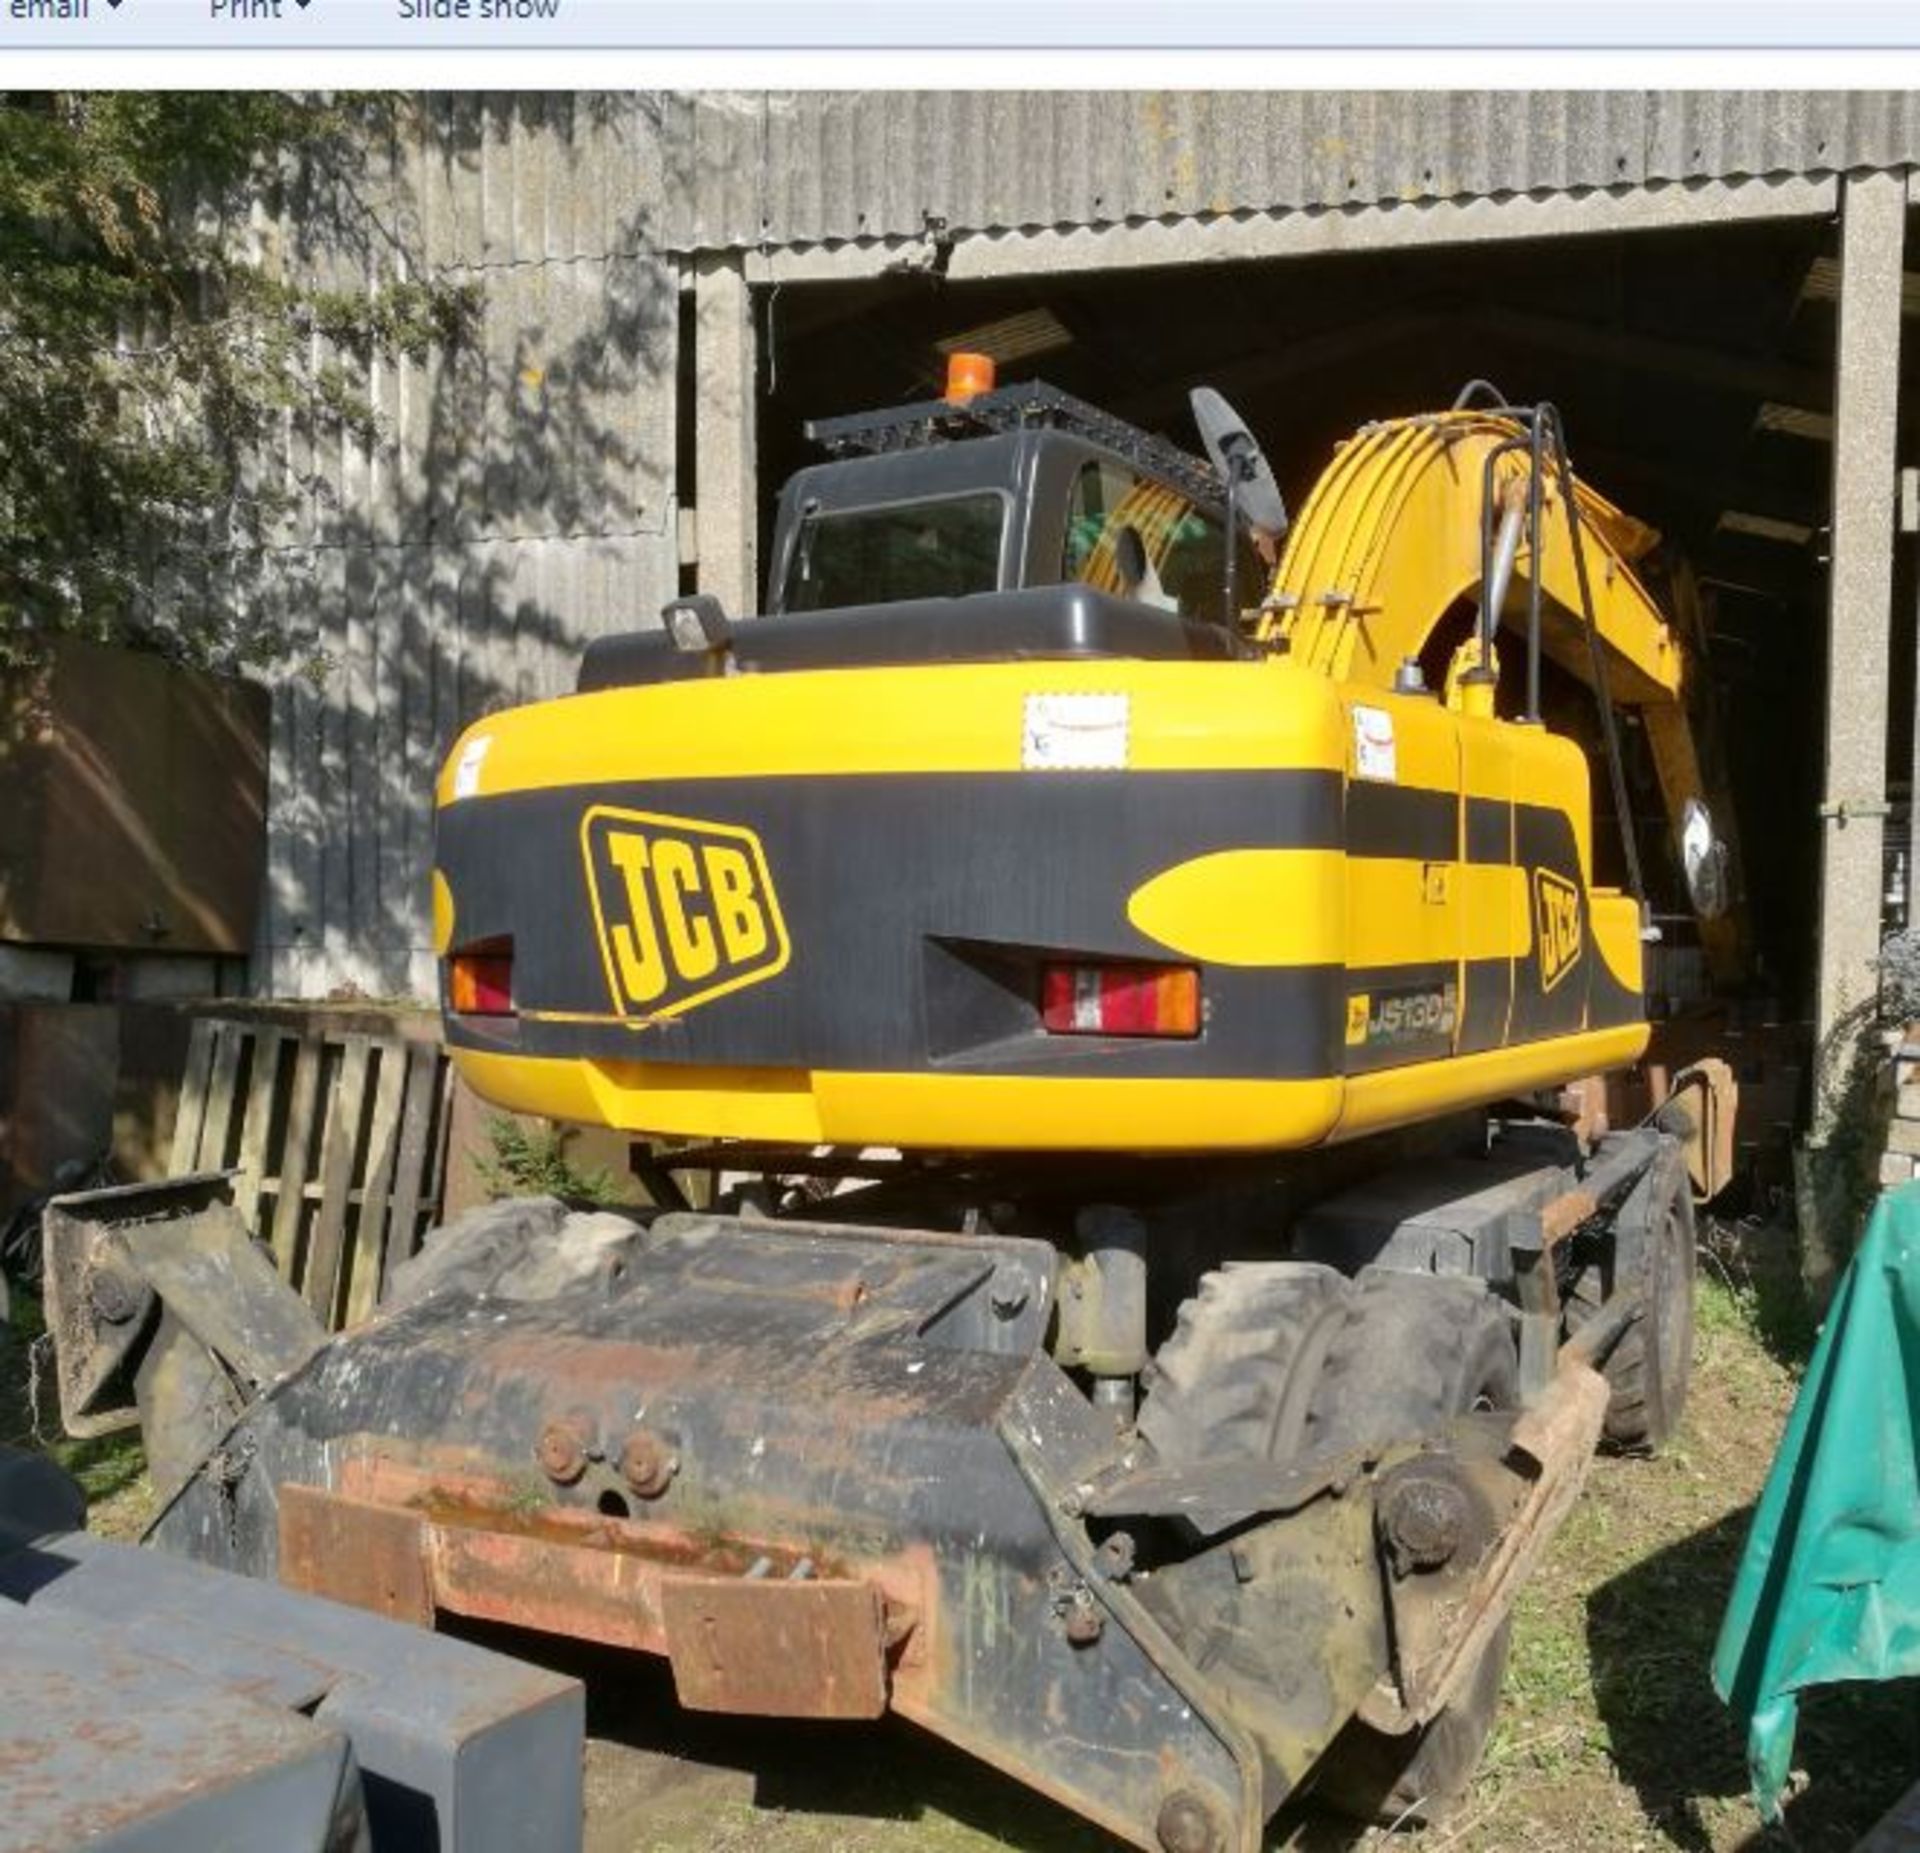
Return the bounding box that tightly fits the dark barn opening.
[752,212,1909,1038]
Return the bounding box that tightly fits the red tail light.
[448,940,515,1016]
[1041,963,1200,1039]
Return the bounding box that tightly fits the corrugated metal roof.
[659,91,1920,253]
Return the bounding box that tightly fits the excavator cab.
[766,369,1263,625]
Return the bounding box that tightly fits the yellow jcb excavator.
[47,357,1740,1853]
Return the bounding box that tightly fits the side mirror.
[1189,387,1288,539]
[1681,798,1731,920]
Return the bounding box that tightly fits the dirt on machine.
[45,354,1744,1853]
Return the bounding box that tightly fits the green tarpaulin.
[1712,1182,1920,1817]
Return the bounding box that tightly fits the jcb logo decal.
[1534,869,1583,994]
[582,806,790,1020]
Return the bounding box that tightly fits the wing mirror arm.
[1189,387,1289,626]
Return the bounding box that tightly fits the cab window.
[784,493,1006,612]
[1062,460,1259,624]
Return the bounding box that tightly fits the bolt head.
[89,1271,139,1326]
[1155,1789,1224,1853]
[619,1428,677,1499]
[1064,1596,1104,1646]
[536,1420,589,1486]
[1381,1462,1472,1573]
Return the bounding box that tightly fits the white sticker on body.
[1023,693,1130,771]
[452,733,493,799]
[1352,705,1397,782]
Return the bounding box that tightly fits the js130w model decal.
[1534,867,1584,994]
[1346,981,1459,1049]
[581,806,790,1020]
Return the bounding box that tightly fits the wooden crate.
[168,1018,452,1329]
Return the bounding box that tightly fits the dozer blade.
[53,1197,1611,1853]
[133,1203,1266,1850]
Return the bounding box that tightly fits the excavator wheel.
[1139,1265,1520,1828]
[1564,1137,1697,1452]
[1136,1260,1349,1467]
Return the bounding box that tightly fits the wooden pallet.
[168,1017,452,1329]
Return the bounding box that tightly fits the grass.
[1368,1218,1920,1853]
[1,1287,153,1537]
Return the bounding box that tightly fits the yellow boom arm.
[1268,410,1741,979]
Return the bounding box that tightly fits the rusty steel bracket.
[1656,1056,1740,1203]
[1512,1185,1599,1402]
[661,1572,891,1719]
[279,1483,436,1627]
[42,1174,327,1498]
[1361,1344,1611,1734]
[281,1473,894,1724]
[1081,1439,1379,1538]
[41,1172,234,1439]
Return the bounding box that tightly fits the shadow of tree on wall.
[174,93,681,1001]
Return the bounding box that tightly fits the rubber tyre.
[1565,1139,1696,1452]
[1309,1614,1514,1829]
[1302,1269,1520,1827]
[1136,1261,1350,1467]
[1139,1265,1520,1829]
[1300,1268,1520,1457]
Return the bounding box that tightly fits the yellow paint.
[430,870,455,957]
[1590,890,1646,999]
[452,1046,1346,1151]
[451,1021,1648,1155]
[1457,718,1514,1047]
[1535,868,1584,994]
[437,656,1349,804]
[1335,1020,1650,1143]
[1352,856,1457,968]
[1272,410,1681,707]
[1128,850,1347,966]
[1503,717,1595,879]
[1127,850,1529,971]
